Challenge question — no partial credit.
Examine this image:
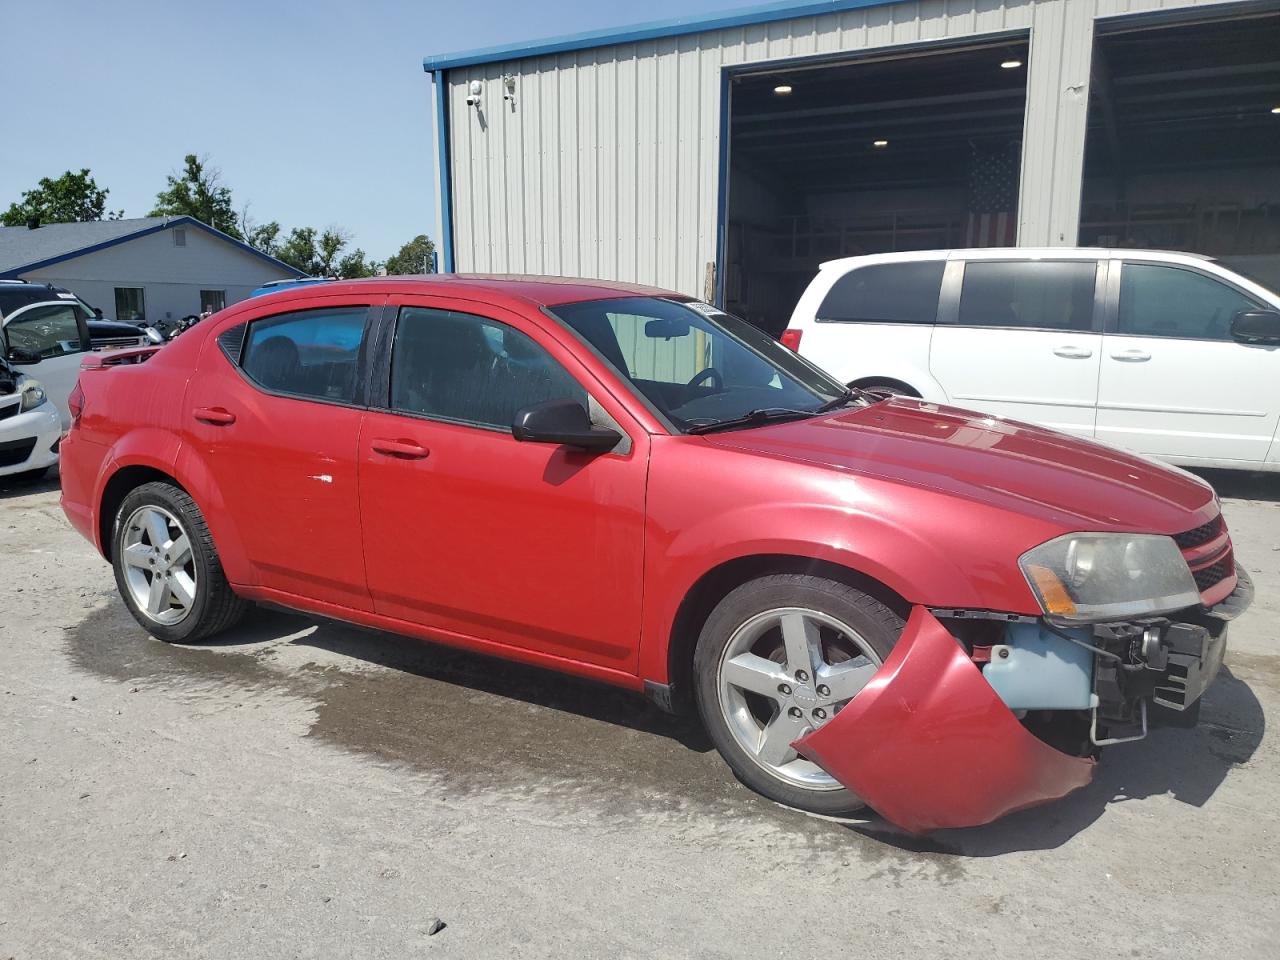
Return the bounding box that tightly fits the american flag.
[964,142,1019,247]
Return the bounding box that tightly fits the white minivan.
[784,248,1280,472]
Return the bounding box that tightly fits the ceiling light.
[872,139,889,148]
[1272,106,1280,114]
[773,84,793,95]
[1000,59,1023,69]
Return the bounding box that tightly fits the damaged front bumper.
[792,607,1095,833]
[792,571,1250,833]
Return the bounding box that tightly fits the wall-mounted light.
[1000,59,1023,69]
[466,79,482,108]
[773,84,793,95]
[872,139,889,148]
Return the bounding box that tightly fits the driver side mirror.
[512,398,621,452]
[1230,310,1280,345]
[7,346,41,365]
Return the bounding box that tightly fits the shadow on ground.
[0,468,59,499]
[65,598,1267,860]
[1192,468,1279,502]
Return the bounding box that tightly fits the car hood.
[702,399,1217,533]
[87,319,145,336]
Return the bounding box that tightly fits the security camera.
[466,79,482,108]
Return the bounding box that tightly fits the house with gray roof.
[0,216,304,324]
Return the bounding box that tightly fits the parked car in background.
[59,276,1250,832]
[248,277,335,298]
[0,327,61,481]
[783,249,1280,472]
[0,280,156,351]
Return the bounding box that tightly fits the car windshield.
[550,296,852,433]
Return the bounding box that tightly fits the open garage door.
[1080,10,1280,285]
[722,41,1030,335]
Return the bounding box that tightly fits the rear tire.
[111,481,248,643]
[694,574,904,816]
[855,380,919,399]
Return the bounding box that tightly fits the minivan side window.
[817,261,945,324]
[390,307,586,430]
[240,306,369,403]
[957,261,1097,331]
[1118,263,1262,341]
[5,303,89,358]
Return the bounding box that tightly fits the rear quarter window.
[816,261,945,324]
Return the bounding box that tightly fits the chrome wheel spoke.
[122,542,155,570]
[779,612,821,678]
[143,510,171,550]
[819,658,878,703]
[169,571,196,609]
[756,710,810,766]
[146,575,171,616]
[169,534,192,567]
[722,652,790,700]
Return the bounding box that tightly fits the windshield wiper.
[814,387,865,413]
[686,407,818,435]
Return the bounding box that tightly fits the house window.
[200,290,226,314]
[173,228,187,247]
[114,287,145,324]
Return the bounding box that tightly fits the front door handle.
[371,438,431,460]
[1110,349,1152,363]
[193,406,236,425]
[1053,346,1093,359]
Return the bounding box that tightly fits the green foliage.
[384,234,437,275]
[149,154,242,238]
[244,220,282,257]
[2,169,122,226]
[275,226,381,278]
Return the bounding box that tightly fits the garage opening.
[1079,10,1280,286]
[722,40,1030,335]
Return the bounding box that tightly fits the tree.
[245,220,282,257]
[384,234,437,274]
[275,225,379,278]
[150,153,241,238]
[2,169,122,226]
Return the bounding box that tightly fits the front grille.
[1193,558,1233,592]
[93,337,147,350]
[0,400,18,422]
[0,437,37,467]
[1173,517,1223,550]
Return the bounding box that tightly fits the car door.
[1096,260,1278,464]
[3,301,91,427]
[184,298,378,610]
[358,295,649,674]
[928,258,1104,436]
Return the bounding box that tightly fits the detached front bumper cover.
[793,606,1095,833]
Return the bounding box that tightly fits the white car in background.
[0,337,60,482]
[783,248,1280,472]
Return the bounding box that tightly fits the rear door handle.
[193,406,236,425]
[371,438,431,460]
[1110,349,1152,362]
[1053,346,1093,359]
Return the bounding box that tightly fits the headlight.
[1019,533,1199,622]
[19,380,47,411]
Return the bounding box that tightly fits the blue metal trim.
[422,0,904,71]
[2,215,306,280]
[714,67,733,309]
[433,69,456,272]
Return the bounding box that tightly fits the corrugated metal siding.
[445,0,1250,295]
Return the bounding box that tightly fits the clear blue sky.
[1,0,758,262]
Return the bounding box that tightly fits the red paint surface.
[794,607,1096,833]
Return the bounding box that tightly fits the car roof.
[819,248,1217,270]
[248,274,690,309]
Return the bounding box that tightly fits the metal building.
[425,0,1280,331]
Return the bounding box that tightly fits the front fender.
[793,606,1095,833]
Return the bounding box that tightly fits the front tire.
[694,574,903,816]
[112,481,248,643]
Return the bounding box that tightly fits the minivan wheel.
[856,380,919,399]
[112,481,248,643]
[694,574,903,816]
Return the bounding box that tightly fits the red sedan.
[59,277,1251,832]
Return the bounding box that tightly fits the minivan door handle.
[1053,346,1093,359]
[1110,349,1152,363]
[371,438,431,460]
[193,406,236,425]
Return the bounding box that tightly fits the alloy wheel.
[119,505,198,626]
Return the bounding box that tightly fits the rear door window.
[957,261,1098,331]
[1117,263,1262,341]
[240,306,370,403]
[817,261,945,323]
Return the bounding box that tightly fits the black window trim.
[223,302,380,410]
[947,257,1107,334]
[3,299,92,356]
[1104,257,1267,343]
[814,258,948,325]
[373,302,600,437]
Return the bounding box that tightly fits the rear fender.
[793,606,1094,833]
